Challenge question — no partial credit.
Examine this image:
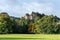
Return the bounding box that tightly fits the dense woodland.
[0,12,60,34]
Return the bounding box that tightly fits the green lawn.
[0,34,60,40]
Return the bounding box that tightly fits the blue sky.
[0,0,60,17]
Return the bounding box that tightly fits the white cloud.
[0,0,22,17]
[0,0,55,17]
[22,2,54,15]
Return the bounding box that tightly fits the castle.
[24,12,43,20]
[24,13,37,20]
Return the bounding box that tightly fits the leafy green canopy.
[0,12,60,34]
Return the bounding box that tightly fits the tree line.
[0,12,60,34]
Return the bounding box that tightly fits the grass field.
[0,34,60,40]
